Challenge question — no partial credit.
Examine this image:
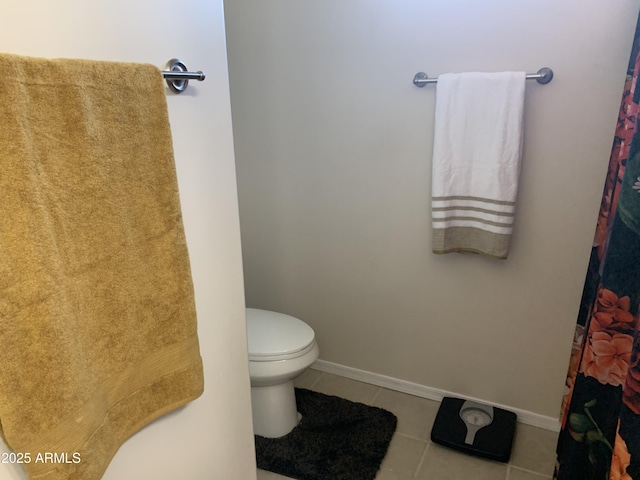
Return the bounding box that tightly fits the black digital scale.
[430,396,517,462]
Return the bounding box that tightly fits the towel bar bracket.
[535,67,553,85]
[413,72,430,87]
[413,67,554,87]
[163,58,205,94]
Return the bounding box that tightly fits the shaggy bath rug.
[255,388,397,480]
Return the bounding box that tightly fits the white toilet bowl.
[246,308,319,438]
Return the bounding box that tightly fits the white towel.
[431,71,526,259]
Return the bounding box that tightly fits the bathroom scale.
[430,396,517,462]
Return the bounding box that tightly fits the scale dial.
[460,408,492,426]
[459,401,494,445]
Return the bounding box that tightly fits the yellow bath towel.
[0,53,204,479]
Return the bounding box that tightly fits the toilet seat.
[246,308,316,362]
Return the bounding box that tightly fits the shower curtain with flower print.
[555,14,640,480]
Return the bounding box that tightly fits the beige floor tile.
[256,468,295,479]
[376,433,428,479]
[509,424,557,476]
[372,388,440,441]
[294,367,323,389]
[256,469,269,480]
[416,443,507,480]
[508,466,553,479]
[310,372,381,405]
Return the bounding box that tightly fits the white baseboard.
[311,359,561,433]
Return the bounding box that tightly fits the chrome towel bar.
[413,67,553,87]
[163,58,205,94]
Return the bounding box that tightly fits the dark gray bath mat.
[255,388,397,480]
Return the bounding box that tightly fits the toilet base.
[251,380,299,438]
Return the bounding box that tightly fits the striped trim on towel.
[432,195,515,258]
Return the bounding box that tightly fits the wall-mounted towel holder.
[412,67,553,87]
[163,58,206,93]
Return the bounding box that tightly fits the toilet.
[246,308,319,438]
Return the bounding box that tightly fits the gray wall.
[225,0,640,419]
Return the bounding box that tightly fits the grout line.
[370,386,383,405]
[307,371,324,390]
[508,464,554,478]
[412,438,431,479]
[394,432,430,443]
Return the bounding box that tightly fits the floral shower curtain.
[555,13,640,480]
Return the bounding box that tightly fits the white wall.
[225,0,640,420]
[0,1,255,479]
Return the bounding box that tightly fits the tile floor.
[257,368,558,480]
